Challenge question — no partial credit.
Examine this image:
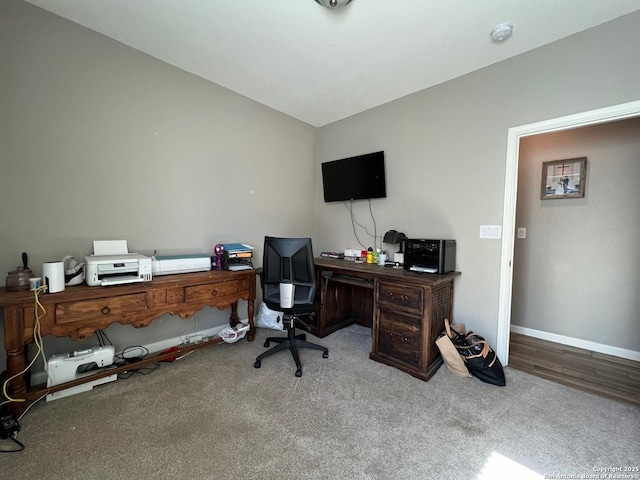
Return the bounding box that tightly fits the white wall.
[514,118,640,352]
[0,1,317,370]
[315,11,640,351]
[2,2,640,376]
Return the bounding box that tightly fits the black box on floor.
[1,414,20,439]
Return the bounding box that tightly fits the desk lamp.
[382,230,407,265]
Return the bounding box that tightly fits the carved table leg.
[3,305,28,416]
[246,298,255,342]
[229,301,239,328]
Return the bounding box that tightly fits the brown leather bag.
[435,319,471,377]
[446,320,506,387]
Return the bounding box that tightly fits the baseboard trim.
[510,325,640,362]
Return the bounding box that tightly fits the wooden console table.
[313,258,459,382]
[0,269,255,415]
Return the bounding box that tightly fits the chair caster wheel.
[295,369,302,377]
[323,350,329,358]
[263,341,270,347]
[254,360,261,369]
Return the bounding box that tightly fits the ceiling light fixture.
[490,23,513,43]
[315,0,353,9]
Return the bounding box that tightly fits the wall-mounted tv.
[321,151,386,202]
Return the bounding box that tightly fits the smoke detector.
[315,0,353,8]
[490,23,513,43]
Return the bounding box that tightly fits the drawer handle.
[101,306,111,315]
[211,289,218,296]
[389,292,409,301]
[390,332,409,342]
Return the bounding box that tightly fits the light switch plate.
[480,225,502,239]
[517,228,527,239]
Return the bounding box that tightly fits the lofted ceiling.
[25,0,640,127]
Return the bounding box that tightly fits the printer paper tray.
[409,266,437,274]
[101,275,145,286]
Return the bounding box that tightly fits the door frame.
[496,99,640,365]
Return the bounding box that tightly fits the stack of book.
[343,249,368,262]
[223,243,254,271]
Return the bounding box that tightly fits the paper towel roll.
[43,261,65,293]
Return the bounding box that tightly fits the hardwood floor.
[509,332,640,406]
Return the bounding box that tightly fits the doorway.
[496,100,640,365]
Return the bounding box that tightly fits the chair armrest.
[255,267,264,290]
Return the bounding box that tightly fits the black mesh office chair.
[254,236,329,377]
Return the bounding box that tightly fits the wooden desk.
[314,258,459,382]
[0,270,255,415]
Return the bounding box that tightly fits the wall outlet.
[185,334,205,344]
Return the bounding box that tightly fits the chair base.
[254,320,328,377]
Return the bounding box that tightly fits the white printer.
[85,240,152,287]
[151,253,211,276]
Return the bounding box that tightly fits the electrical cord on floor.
[16,391,47,423]
[114,345,159,379]
[179,313,200,344]
[114,345,150,364]
[0,286,53,453]
[0,435,25,453]
[117,363,160,380]
[0,285,47,410]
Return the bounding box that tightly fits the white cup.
[279,283,295,308]
[378,253,387,266]
[29,277,42,291]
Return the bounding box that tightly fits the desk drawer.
[377,282,423,314]
[376,309,421,366]
[185,280,240,302]
[56,293,148,324]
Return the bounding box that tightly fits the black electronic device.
[0,414,20,439]
[320,251,345,259]
[404,239,456,274]
[321,151,386,202]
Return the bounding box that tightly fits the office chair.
[254,236,329,377]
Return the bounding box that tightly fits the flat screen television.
[321,151,386,202]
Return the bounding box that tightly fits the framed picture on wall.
[540,157,587,200]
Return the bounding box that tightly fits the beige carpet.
[1,325,638,479]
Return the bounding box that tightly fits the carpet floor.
[1,325,638,479]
